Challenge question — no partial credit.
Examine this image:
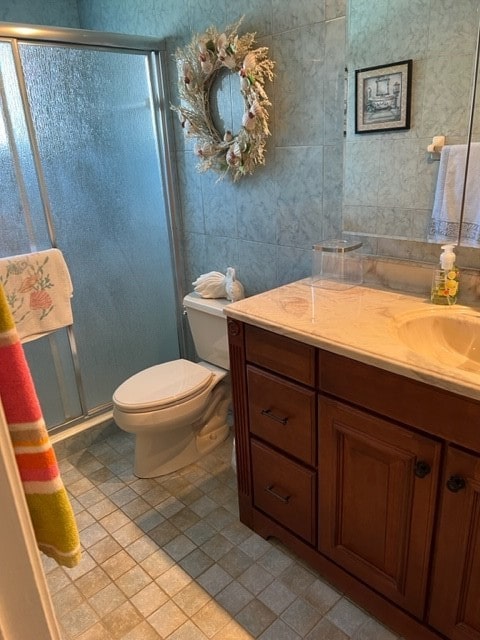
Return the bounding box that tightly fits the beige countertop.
[225,279,480,402]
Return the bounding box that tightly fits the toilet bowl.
[112,294,231,477]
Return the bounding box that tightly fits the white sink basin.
[395,308,480,372]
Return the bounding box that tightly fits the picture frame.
[355,60,412,134]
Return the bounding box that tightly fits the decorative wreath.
[172,19,275,182]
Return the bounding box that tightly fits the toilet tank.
[183,293,230,370]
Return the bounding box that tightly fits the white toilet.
[112,293,231,478]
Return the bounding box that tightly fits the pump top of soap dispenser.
[439,244,456,271]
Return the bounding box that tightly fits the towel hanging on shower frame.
[0,283,81,567]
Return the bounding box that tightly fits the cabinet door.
[319,397,441,618]
[429,446,480,640]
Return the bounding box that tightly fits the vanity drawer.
[247,365,316,465]
[245,324,315,386]
[251,440,316,544]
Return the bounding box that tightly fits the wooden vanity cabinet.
[227,318,480,640]
[428,445,480,640]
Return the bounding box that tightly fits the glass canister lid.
[312,239,363,253]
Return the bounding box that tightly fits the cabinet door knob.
[261,409,288,425]
[446,475,466,493]
[414,460,431,478]
[265,484,291,503]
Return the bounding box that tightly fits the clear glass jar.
[311,239,363,290]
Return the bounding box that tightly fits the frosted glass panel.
[23,331,82,426]
[19,44,179,411]
[0,41,82,427]
[0,42,50,255]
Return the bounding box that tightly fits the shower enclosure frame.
[0,21,187,435]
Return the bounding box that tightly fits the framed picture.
[355,60,412,133]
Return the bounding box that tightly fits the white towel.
[0,249,73,342]
[428,143,480,246]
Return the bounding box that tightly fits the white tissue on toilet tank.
[192,271,226,298]
[192,267,245,301]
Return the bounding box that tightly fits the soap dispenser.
[431,244,459,305]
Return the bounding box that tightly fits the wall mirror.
[208,68,244,140]
[460,31,480,246]
[344,0,480,249]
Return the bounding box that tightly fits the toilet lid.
[113,359,214,413]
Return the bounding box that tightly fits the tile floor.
[44,425,403,640]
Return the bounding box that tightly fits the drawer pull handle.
[265,484,291,503]
[446,475,466,493]
[414,461,431,478]
[261,409,288,425]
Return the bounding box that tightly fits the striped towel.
[0,283,81,568]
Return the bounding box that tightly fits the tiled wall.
[75,0,480,275]
[344,0,480,267]
[0,0,79,27]
[75,0,346,296]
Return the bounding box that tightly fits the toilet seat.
[113,359,214,413]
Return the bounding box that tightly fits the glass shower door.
[0,39,83,427]
[0,37,180,429]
